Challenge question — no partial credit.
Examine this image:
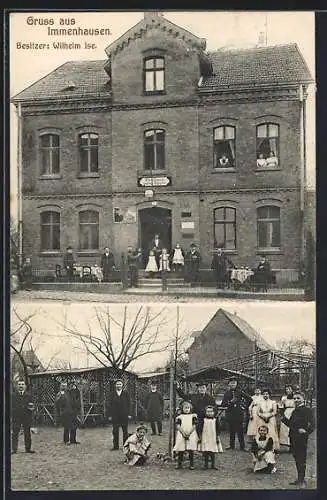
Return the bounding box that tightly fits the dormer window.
[143,57,165,93]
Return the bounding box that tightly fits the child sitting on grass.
[251,425,277,474]
[123,424,151,466]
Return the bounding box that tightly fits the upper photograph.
[10,10,315,303]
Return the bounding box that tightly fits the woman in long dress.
[278,385,296,448]
[247,388,263,441]
[173,401,198,470]
[257,389,279,451]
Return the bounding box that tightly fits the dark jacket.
[176,386,216,420]
[281,404,315,441]
[222,388,252,422]
[108,390,131,422]
[211,253,228,281]
[55,389,81,426]
[185,250,201,269]
[145,390,164,421]
[11,389,34,424]
[101,252,115,276]
[127,251,140,269]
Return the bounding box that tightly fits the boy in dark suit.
[281,391,315,489]
[11,379,35,453]
[55,381,81,445]
[108,379,131,450]
[221,377,252,451]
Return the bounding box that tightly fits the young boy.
[197,405,223,470]
[123,424,151,466]
[251,425,277,474]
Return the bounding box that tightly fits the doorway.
[139,207,172,267]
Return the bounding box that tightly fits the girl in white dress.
[197,405,223,470]
[159,248,170,272]
[145,250,158,275]
[278,385,295,448]
[257,389,279,451]
[251,425,277,474]
[172,243,185,272]
[174,401,198,470]
[247,388,263,441]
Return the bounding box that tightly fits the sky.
[11,300,315,373]
[9,10,316,219]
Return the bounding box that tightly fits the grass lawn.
[10,423,316,491]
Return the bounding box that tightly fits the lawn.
[10,423,316,491]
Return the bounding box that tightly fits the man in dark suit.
[175,381,216,421]
[11,379,35,454]
[108,379,131,450]
[55,381,81,445]
[63,246,75,280]
[150,234,163,270]
[185,243,201,286]
[127,246,141,287]
[281,391,315,489]
[101,247,115,282]
[221,377,252,451]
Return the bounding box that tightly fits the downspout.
[299,85,306,267]
[16,102,23,268]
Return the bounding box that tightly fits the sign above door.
[138,176,171,187]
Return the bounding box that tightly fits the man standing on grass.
[55,381,81,445]
[281,391,315,489]
[11,379,35,454]
[108,379,131,450]
[175,381,216,421]
[145,382,164,436]
[221,377,252,451]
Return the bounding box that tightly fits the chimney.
[144,11,164,20]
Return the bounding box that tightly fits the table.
[74,265,103,283]
[230,268,254,284]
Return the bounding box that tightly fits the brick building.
[12,12,314,278]
[186,308,271,373]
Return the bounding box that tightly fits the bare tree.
[62,305,172,372]
[11,307,36,385]
[276,338,315,358]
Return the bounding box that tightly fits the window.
[79,211,99,250]
[144,129,165,170]
[256,124,279,167]
[40,211,60,250]
[144,57,165,93]
[213,126,236,168]
[114,207,124,223]
[40,134,60,175]
[257,206,281,248]
[214,207,236,250]
[79,133,99,173]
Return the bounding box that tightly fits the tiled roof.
[203,43,313,88]
[221,309,272,351]
[12,60,111,102]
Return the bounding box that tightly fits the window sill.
[211,168,236,173]
[210,249,238,255]
[137,169,170,176]
[39,174,62,180]
[39,251,61,256]
[77,250,99,256]
[77,172,100,179]
[256,248,282,255]
[143,91,166,96]
[256,167,281,172]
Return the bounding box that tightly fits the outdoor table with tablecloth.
[230,268,254,284]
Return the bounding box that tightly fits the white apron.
[172,248,184,265]
[173,413,198,452]
[279,396,295,446]
[145,255,158,273]
[252,436,276,472]
[257,399,279,451]
[199,418,223,453]
[247,395,263,437]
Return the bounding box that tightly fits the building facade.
[12,12,313,277]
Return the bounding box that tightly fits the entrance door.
[139,207,172,267]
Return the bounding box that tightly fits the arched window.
[214,207,236,249]
[40,211,60,250]
[144,57,165,93]
[144,129,165,170]
[40,134,60,175]
[213,126,236,168]
[256,123,279,168]
[257,206,281,248]
[79,133,99,173]
[79,211,99,250]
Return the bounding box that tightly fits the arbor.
[62,305,172,372]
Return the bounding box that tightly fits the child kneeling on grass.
[173,400,199,470]
[251,425,277,474]
[123,424,151,466]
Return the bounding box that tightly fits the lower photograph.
[10,300,316,491]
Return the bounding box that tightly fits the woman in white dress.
[257,389,279,451]
[172,243,185,272]
[266,151,279,168]
[251,425,277,474]
[256,153,267,168]
[173,401,198,470]
[145,250,158,275]
[247,388,263,441]
[278,385,295,449]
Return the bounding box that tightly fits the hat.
[228,377,238,382]
[115,379,123,384]
[136,423,148,432]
